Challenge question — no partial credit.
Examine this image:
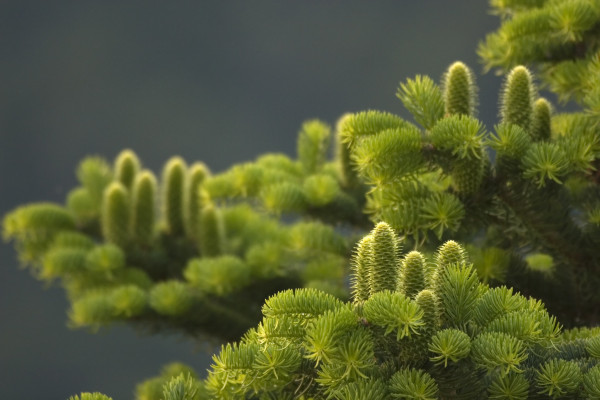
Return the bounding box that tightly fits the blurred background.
[0,2,502,399]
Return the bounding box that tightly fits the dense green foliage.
[4,1,600,398]
[341,58,600,323]
[480,0,600,115]
[142,224,600,400]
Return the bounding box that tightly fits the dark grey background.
[0,2,504,399]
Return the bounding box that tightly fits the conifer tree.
[3,141,357,340]
[4,2,600,398]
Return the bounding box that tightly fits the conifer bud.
[114,149,141,190]
[161,157,187,235]
[399,251,426,299]
[101,182,130,247]
[351,234,374,303]
[500,66,535,131]
[435,240,468,269]
[131,170,157,245]
[415,289,439,334]
[369,222,400,296]
[335,113,360,188]
[184,162,210,240]
[530,98,552,141]
[432,240,467,295]
[198,203,224,257]
[442,61,477,117]
[412,289,440,361]
[434,242,480,328]
[297,119,331,174]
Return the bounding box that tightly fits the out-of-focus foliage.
[3,118,368,340]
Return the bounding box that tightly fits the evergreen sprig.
[6,5,600,399]
[197,225,600,400]
[344,60,600,324]
[3,141,357,340]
